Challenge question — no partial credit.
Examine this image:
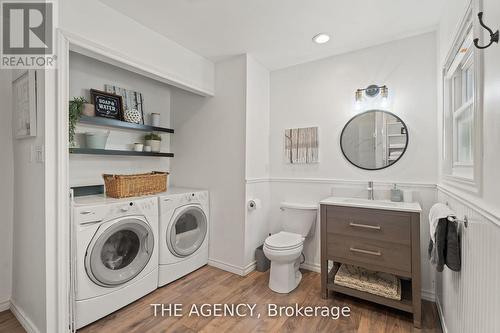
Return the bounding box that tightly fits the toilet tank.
[280,202,318,237]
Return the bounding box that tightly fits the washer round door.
[85,216,154,287]
[167,205,207,257]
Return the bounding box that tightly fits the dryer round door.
[167,205,207,257]
[85,216,154,287]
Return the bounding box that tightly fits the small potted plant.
[68,97,87,147]
[144,133,162,152]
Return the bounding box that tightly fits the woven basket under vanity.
[103,171,168,198]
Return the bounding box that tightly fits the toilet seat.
[264,231,304,251]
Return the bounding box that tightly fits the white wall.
[436,1,500,332]
[171,56,247,271]
[172,54,272,272]
[267,33,439,296]
[0,70,14,311]
[479,0,500,214]
[245,56,270,180]
[11,70,47,332]
[437,0,500,213]
[68,52,172,186]
[270,32,438,182]
[59,0,215,95]
[244,56,271,268]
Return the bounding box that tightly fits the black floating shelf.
[79,115,174,133]
[69,148,174,158]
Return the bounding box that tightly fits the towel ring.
[444,202,469,228]
[447,215,469,229]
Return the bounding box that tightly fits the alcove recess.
[68,49,178,187]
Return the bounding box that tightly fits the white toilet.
[263,202,317,293]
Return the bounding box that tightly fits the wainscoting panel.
[436,187,500,333]
[262,178,437,299]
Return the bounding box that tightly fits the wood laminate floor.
[0,310,25,333]
[77,266,442,333]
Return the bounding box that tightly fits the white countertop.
[319,196,422,213]
[73,186,205,206]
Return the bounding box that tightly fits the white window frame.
[442,1,483,194]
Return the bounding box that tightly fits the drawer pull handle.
[349,247,381,256]
[349,222,381,230]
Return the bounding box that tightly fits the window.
[450,33,474,166]
[442,4,482,193]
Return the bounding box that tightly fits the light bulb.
[312,33,330,44]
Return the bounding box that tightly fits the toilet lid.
[265,232,304,250]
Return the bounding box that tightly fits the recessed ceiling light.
[312,33,330,44]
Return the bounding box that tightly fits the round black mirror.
[340,110,408,170]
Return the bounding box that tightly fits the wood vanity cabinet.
[320,204,421,328]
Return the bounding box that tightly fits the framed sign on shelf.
[90,89,123,120]
[12,70,37,139]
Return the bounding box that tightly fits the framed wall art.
[104,84,145,124]
[284,126,319,164]
[12,70,37,139]
[90,89,123,120]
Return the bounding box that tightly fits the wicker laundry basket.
[103,171,168,198]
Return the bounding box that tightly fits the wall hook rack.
[473,12,499,49]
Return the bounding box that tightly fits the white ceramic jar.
[134,143,144,152]
[151,113,160,127]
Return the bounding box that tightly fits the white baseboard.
[9,299,40,333]
[243,261,256,275]
[208,258,255,276]
[436,297,448,333]
[300,261,320,273]
[0,299,10,312]
[210,258,318,276]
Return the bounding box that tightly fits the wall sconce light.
[355,89,364,102]
[380,86,388,99]
[355,84,388,100]
[354,84,390,111]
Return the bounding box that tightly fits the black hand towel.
[445,220,461,271]
[428,217,461,272]
[428,217,448,272]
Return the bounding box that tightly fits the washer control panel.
[186,192,197,202]
[75,197,157,225]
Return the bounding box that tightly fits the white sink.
[319,196,422,212]
[341,198,399,206]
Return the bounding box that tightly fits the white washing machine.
[158,188,209,287]
[72,195,158,329]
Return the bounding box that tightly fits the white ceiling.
[100,0,445,70]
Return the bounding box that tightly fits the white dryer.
[72,195,158,329]
[158,188,209,286]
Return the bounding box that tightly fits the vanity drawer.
[326,206,411,245]
[328,235,412,273]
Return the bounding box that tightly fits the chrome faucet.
[367,181,374,200]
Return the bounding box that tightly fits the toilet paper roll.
[247,199,261,210]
